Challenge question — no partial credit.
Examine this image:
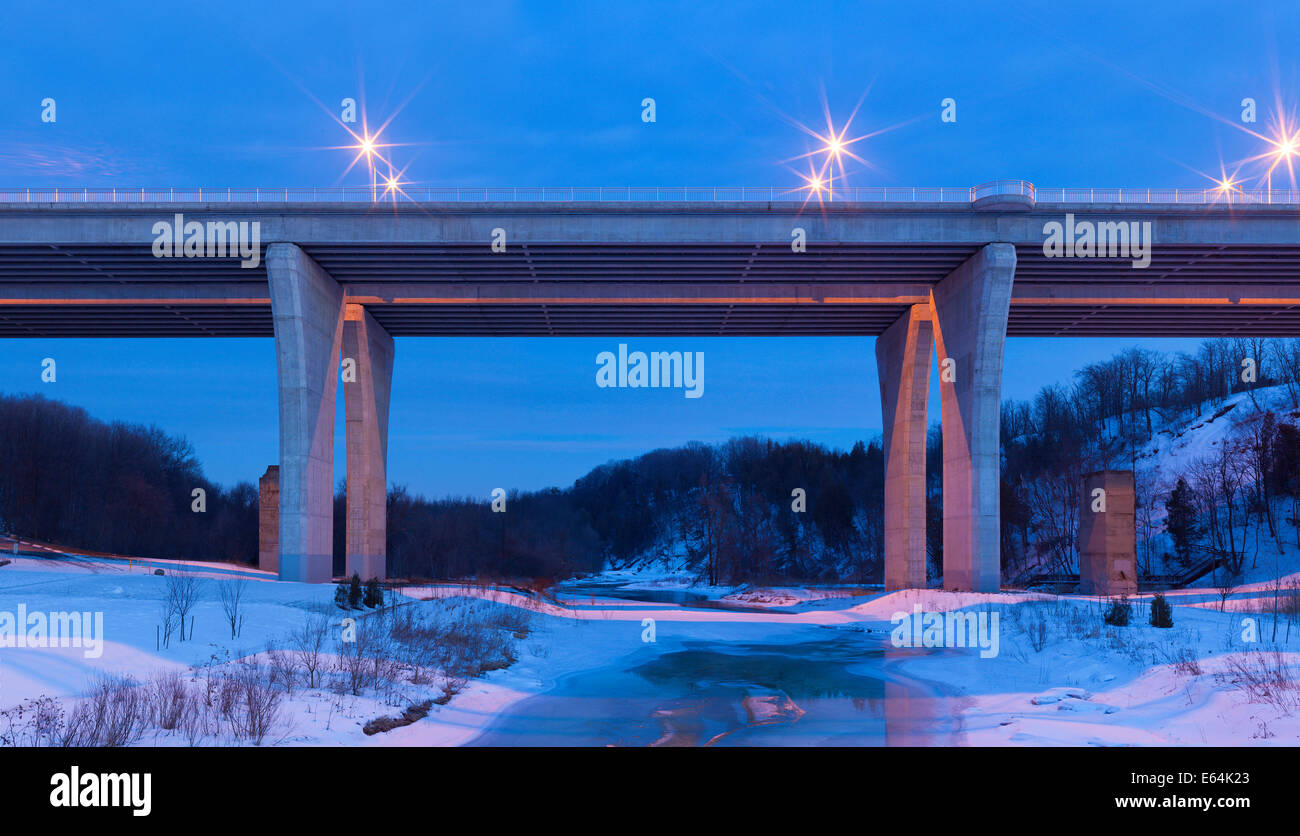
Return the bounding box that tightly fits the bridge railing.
[1,186,1299,205]
[1034,187,1300,204]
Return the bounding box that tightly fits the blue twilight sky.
[0,1,1296,497]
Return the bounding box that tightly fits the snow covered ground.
[3,554,1298,746]
[0,556,545,746]
[857,586,1300,745]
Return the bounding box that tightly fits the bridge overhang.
[0,200,1297,337]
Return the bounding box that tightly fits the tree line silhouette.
[0,393,256,562]
[4,338,1299,585]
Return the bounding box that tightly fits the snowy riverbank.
[3,558,1298,745]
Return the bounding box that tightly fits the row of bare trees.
[372,485,604,581]
[574,436,885,585]
[1003,339,1300,453]
[1174,412,1300,576]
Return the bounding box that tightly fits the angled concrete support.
[876,304,933,591]
[931,243,1015,592]
[267,243,344,583]
[343,304,394,581]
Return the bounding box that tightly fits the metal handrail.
[0,185,1298,205]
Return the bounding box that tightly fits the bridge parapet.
[972,179,1035,211]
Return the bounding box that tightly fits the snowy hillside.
[1125,384,1300,585]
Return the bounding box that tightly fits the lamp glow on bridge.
[781,88,882,206]
[311,94,402,197]
[382,173,403,199]
[327,96,423,202]
[791,160,834,208]
[1213,176,1241,203]
[1189,157,1246,204]
[1266,127,1298,177]
[791,119,869,201]
[343,126,397,201]
[1226,109,1300,201]
[376,154,417,204]
[1257,124,1299,203]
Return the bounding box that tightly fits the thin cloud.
[0,139,139,179]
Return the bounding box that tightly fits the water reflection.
[470,636,949,747]
[558,582,771,613]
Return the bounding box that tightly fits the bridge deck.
[1,201,1298,337]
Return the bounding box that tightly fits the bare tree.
[166,571,202,642]
[1214,564,1237,612]
[1189,444,1250,575]
[291,613,330,689]
[1134,469,1165,577]
[338,618,377,696]
[158,598,179,649]
[266,639,297,694]
[1269,339,1300,408]
[1024,461,1082,574]
[1239,411,1282,551]
[1121,347,1159,438]
[1232,337,1269,408]
[218,578,247,639]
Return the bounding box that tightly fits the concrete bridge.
[2,183,1298,590]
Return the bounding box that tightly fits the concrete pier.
[876,303,933,591]
[1078,470,1138,596]
[257,465,279,573]
[343,304,394,581]
[931,243,1016,592]
[267,243,344,583]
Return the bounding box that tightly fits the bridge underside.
[3,202,1300,590]
[3,242,1300,337]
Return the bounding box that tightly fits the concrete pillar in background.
[1078,470,1138,596]
[258,465,279,573]
[343,304,394,581]
[876,303,933,591]
[267,243,344,583]
[931,243,1016,592]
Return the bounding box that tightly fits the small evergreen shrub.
[1103,596,1131,626]
[363,578,383,608]
[1150,592,1174,628]
[334,584,350,610]
[348,573,363,609]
